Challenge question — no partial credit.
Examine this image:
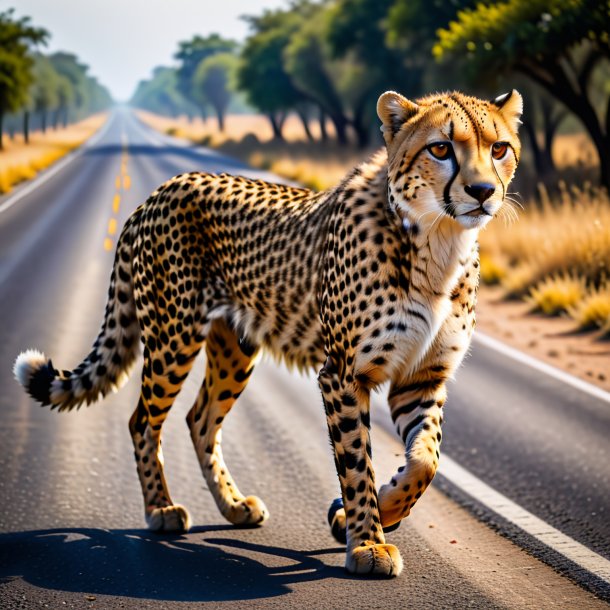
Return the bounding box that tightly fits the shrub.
[527,273,586,315]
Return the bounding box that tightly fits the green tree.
[192,52,237,132]
[434,0,610,188]
[53,74,73,129]
[386,0,477,92]
[31,53,59,133]
[175,34,236,120]
[0,8,47,148]
[284,14,352,145]
[237,6,316,140]
[48,52,90,124]
[131,66,194,117]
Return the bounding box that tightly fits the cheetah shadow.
[0,526,351,602]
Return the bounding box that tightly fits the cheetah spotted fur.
[14,90,522,576]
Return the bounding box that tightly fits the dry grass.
[137,110,334,146]
[480,184,610,329]
[568,279,610,331]
[137,110,366,192]
[527,273,586,316]
[0,114,107,194]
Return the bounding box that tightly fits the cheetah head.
[377,90,522,231]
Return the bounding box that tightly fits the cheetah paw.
[327,497,347,544]
[328,497,400,545]
[346,541,403,577]
[227,495,269,527]
[146,504,192,533]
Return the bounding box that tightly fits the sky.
[5,0,289,101]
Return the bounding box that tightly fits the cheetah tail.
[13,210,142,412]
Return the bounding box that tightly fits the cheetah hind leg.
[186,319,268,527]
[327,497,401,545]
[130,338,204,533]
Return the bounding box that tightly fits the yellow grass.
[480,185,610,328]
[568,280,610,331]
[137,110,333,146]
[527,273,586,315]
[137,110,362,192]
[0,114,107,194]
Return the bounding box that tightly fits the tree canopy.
[434,0,610,186]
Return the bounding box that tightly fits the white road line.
[474,332,610,404]
[0,114,114,216]
[439,454,610,584]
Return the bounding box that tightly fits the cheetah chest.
[354,228,476,383]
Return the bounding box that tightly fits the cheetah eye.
[427,142,452,160]
[492,142,509,160]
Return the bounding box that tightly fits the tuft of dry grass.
[527,273,586,316]
[0,114,107,194]
[480,184,610,293]
[480,184,610,329]
[568,279,610,330]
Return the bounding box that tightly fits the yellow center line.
[105,132,130,253]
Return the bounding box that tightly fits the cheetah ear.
[491,89,523,131]
[377,91,419,145]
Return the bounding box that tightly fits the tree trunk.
[41,109,47,133]
[0,111,4,151]
[351,114,371,149]
[215,107,225,132]
[330,114,349,146]
[517,61,610,189]
[318,107,328,142]
[268,113,284,140]
[23,111,30,144]
[296,109,314,142]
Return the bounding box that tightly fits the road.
[0,107,608,609]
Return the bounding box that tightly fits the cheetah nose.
[464,183,495,204]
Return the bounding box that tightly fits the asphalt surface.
[0,108,608,609]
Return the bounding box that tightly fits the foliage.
[131,66,194,117]
[237,6,314,138]
[192,53,238,131]
[30,53,59,131]
[434,0,610,187]
[0,8,48,147]
[174,34,236,117]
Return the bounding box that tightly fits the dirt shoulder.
[476,285,610,392]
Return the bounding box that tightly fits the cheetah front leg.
[186,319,268,527]
[318,360,403,577]
[377,369,447,529]
[378,264,478,529]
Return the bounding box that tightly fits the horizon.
[5,0,288,102]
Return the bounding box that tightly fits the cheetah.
[14,90,522,577]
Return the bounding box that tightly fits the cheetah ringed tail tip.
[13,349,50,394]
[13,212,141,412]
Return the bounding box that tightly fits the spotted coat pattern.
[14,90,522,576]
